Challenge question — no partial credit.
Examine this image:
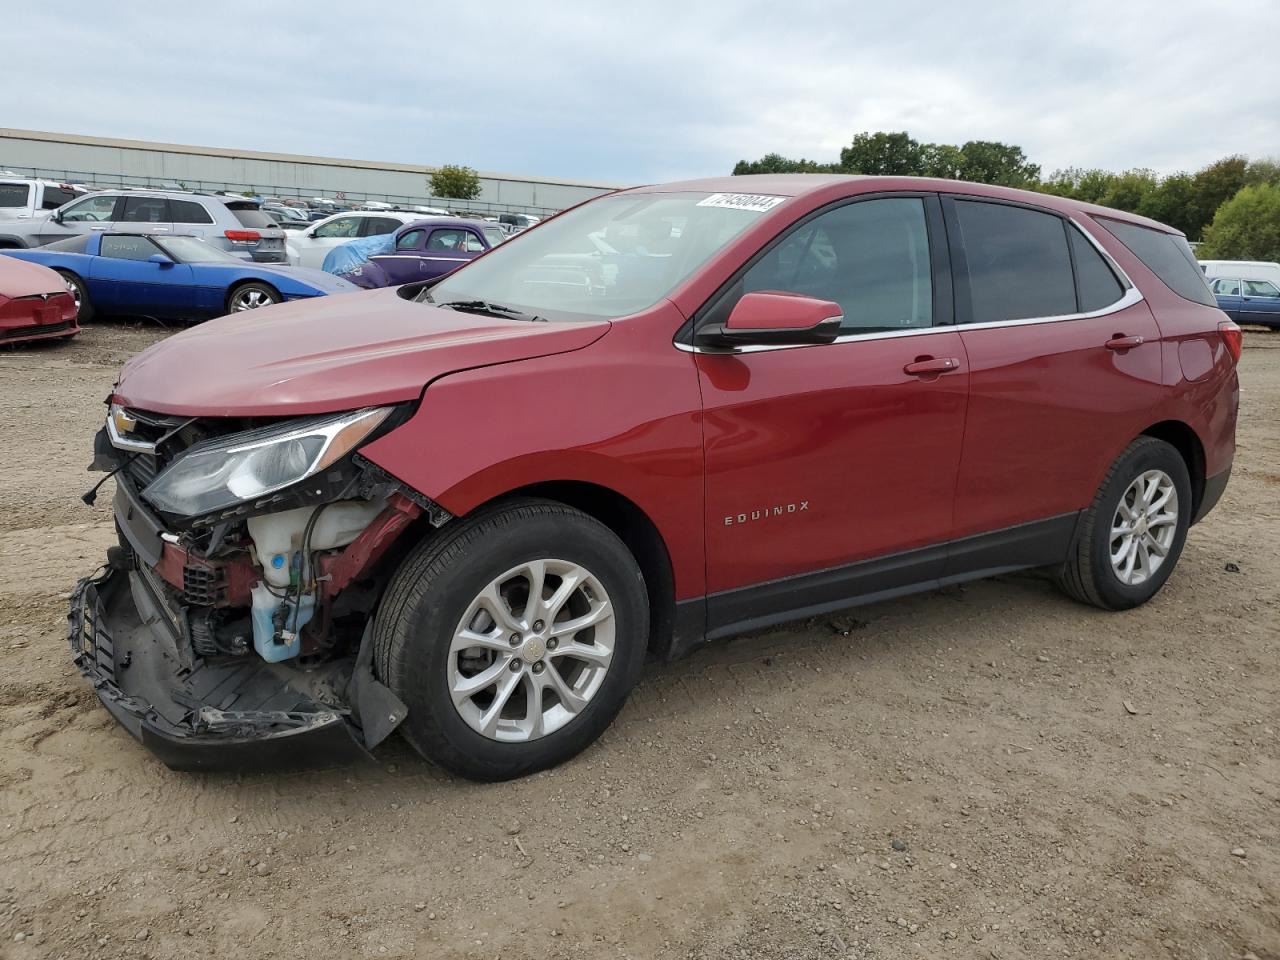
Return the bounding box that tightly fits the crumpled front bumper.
[67,567,372,772]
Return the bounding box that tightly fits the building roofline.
[0,128,627,191]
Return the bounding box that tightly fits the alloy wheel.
[1110,469,1179,586]
[231,289,274,311]
[447,559,615,742]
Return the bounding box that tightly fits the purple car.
[334,218,508,289]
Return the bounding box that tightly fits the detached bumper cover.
[67,568,371,771]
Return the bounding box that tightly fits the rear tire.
[373,498,649,781]
[55,270,93,322]
[1057,436,1192,610]
[225,282,280,314]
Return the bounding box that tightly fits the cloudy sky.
[7,1,1277,185]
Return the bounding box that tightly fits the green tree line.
[732,132,1280,259]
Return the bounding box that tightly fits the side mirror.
[698,291,843,348]
[147,254,175,267]
[50,210,63,223]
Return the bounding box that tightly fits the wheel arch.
[486,480,678,660]
[1140,420,1205,516]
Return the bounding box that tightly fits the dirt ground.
[0,321,1276,960]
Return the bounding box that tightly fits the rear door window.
[120,196,170,224]
[170,199,214,224]
[954,200,1076,322]
[1211,278,1242,296]
[426,228,470,252]
[362,217,404,237]
[313,216,363,239]
[1096,218,1216,307]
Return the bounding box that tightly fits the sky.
[5,1,1277,186]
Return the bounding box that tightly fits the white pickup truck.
[0,178,88,220]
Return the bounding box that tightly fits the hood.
[112,286,610,417]
[0,254,65,297]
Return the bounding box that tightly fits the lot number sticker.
[696,193,786,213]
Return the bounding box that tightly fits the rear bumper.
[67,568,371,771]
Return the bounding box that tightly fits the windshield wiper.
[435,299,545,322]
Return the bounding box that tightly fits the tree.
[920,143,963,179]
[1137,172,1198,237]
[1096,169,1158,214]
[956,140,1040,187]
[1190,156,1249,237]
[732,153,834,175]
[1198,183,1280,261]
[838,132,924,176]
[429,164,482,201]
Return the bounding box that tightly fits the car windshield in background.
[424,192,785,319]
[156,236,242,263]
[227,204,278,229]
[0,183,32,207]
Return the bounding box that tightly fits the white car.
[285,211,433,268]
[1199,259,1280,289]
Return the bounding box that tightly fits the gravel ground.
[0,321,1276,960]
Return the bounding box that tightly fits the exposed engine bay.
[68,400,451,768]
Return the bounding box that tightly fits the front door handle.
[904,356,960,376]
[1105,334,1144,350]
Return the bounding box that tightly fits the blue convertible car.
[0,232,356,322]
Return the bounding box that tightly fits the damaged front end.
[68,401,447,770]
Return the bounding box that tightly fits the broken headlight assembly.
[142,407,394,517]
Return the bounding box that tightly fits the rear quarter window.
[170,199,214,224]
[1097,218,1216,307]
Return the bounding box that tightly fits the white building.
[0,128,623,216]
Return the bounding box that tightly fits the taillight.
[1218,320,1242,364]
[224,229,261,243]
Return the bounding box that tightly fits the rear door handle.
[1105,335,1144,350]
[904,356,960,376]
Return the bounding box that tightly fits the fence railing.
[0,164,566,218]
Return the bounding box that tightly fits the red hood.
[113,287,611,417]
[0,256,65,298]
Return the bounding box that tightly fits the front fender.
[357,306,708,598]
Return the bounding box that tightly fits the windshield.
[425,191,784,319]
[156,235,243,263]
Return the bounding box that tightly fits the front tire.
[1057,436,1192,610]
[55,270,93,322]
[225,281,280,313]
[373,498,649,781]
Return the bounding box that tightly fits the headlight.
[142,407,393,517]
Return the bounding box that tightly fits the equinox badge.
[724,501,810,526]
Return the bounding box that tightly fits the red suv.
[73,175,1240,780]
